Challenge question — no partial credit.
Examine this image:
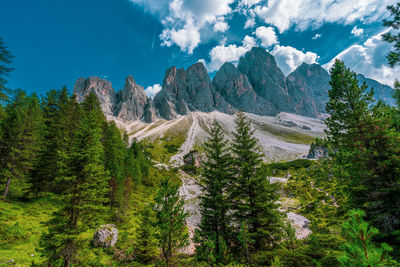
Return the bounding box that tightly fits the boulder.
[93,224,118,247]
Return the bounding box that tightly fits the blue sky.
[1,0,398,97]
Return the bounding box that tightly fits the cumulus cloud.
[351,26,364,37]
[253,0,393,33]
[145,84,162,98]
[135,0,234,53]
[213,21,229,32]
[203,35,256,72]
[312,33,321,40]
[323,29,400,86]
[254,26,278,48]
[160,20,200,54]
[271,45,319,75]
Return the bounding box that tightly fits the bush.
[181,164,198,174]
[268,159,313,171]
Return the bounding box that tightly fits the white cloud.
[244,17,256,28]
[254,26,278,48]
[204,35,256,72]
[160,20,200,54]
[323,29,400,86]
[312,33,321,40]
[271,45,319,75]
[153,0,234,53]
[145,84,162,98]
[213,21,229,32]
[253,0,393,33]
[351,25,364,37]
[239,0,262,7]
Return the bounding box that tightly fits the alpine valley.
[73,47,394,162]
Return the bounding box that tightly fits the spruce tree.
[338,209,397,266]
[0,37,13,106]
[134,205,159,264]
[103,120,126,219]
[326,61,400,256]
[325,59,374,149]
[29,88,81,195]
[154,178,189,266]
[229,111,283,253]
[0,91,44,200]
[38,94,109,266]
[195,120,233,264]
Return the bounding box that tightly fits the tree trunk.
[2,176,11,200]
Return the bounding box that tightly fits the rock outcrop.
[93,224,118,247]
[286,63,330,117]
[238,47,294,113]
[213,62,277,116]
[73,76,117,116]
[115,75,148,121]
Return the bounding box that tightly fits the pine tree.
[38,94,109,266]
[229,112,283,253]
[134,205,159,264]
[338,209,397,266]
[0,91,44,200]
[103,120,126,219]
[154,178,189,266]
[195,120,233,264]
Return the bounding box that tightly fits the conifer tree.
[195,121,233,264]
[0,91,44,200]
[229,111,283,252]
[325,59,374,149]
[103,120,126,218]
[154,178,189,266]
[39,94,109,266]
[29,88,81,195]
[338,209,397,266]
[0,37,13,107]
[134,205,159,264]
[326,61,400,255]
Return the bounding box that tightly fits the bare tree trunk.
[2,176,11,200]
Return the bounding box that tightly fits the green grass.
[0,196,61,266]
[256,123,318,144]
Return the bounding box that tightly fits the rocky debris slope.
[73,48,394,123]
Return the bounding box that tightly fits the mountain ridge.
[73,47,395,123]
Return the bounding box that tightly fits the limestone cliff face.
[153,62,233,120]
[286,63,330,117]
[73,76,117,116]
[212,62,276,116]
[115,75,148,121]
[238,47,294,113]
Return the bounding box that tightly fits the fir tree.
[154,178,189,266]
[0,91,44,200]
[134,205,159,264]
[195,120,233,264]
[338,209,397,266]
[38,94,109,266]
[229,111,283,252]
